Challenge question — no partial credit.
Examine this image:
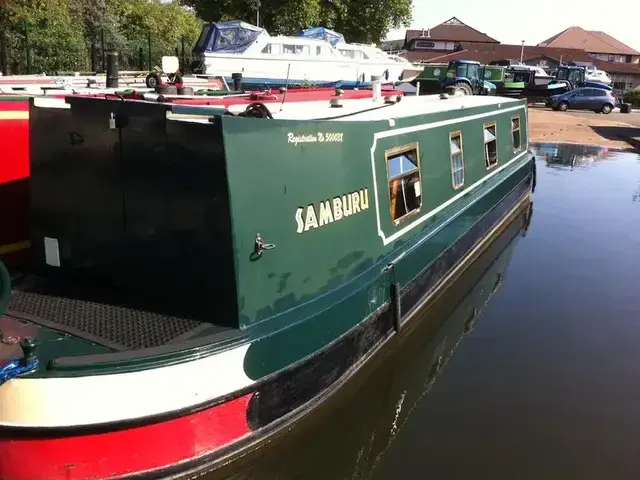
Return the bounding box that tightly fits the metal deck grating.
[8,276,209,351]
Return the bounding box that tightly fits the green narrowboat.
[411,63,448,93]
[0,86,535,480]
[483,65,506,84]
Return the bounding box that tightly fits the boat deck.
[168,92,521,123]
[29,87,522,124]
[7,275,226,352]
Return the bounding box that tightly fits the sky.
[386,0,640,51]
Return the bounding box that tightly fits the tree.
[3,0,87,73]
[180,0,411,44]
[106,0,202,69]
[332,0,411,45]
[68,0,108,39]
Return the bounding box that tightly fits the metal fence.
[0,23,195,76]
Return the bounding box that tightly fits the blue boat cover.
[297,27,345,46]
[193,21,265,54]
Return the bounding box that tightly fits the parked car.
[550,87,617,114]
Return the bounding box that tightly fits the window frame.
[449,130,465,190]
[483,121,499,170]
[384,142,422,224]
[261,44,281,55]
[511,115,522,153]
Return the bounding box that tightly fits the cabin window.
[282,44,308,55]
[483,123,498,169]
[511,116,521,151]
[386,143,422,223]
[316,46,323,56]
[450,131,464,189]
[339,49,364,60]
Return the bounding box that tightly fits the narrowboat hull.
[0,94,535,479]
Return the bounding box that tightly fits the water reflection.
[534,142,610,170]
[374,145,640,479]
[206,201,532,480]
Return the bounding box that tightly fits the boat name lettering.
[287,132,344,146]
[295,188,369,234]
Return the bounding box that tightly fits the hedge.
[623,89,640,107]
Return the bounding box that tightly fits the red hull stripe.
[0,119,29,184]
[0,393,253,480]
[0,101,29,112]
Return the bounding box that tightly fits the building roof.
[404,17,499,45]
[405,42,640,75]
[538,26,639,55]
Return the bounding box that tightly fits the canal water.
[209,143,640,480]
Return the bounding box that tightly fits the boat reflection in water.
[532,142,610,170]
[206,199,534,480]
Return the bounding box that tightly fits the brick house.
[395,17,498,58]
[538,27,639,64]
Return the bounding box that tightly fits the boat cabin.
[194,21,343,61]
[191,21,412,86]
[15,89,529,349]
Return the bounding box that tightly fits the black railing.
[0,24,194,76]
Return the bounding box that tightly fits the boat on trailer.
[0,85,535,479]
[192,21,418,89]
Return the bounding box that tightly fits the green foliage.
[623,89,640,107]
[0,0,411,74]
[1,0,202,74]
[180,0,412,44]
[105,0,202,70]
[2,0,87,73]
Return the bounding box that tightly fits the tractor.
[552,65,611,91]
[439,60,496,96]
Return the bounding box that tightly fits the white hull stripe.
[370,104,528,246]
[0,343,254,428]
[0,111,29,120]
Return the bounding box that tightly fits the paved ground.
[566,109,640,127]
[528,106,640,151]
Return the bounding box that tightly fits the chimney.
[420,28,425,37]
[426,28,431,38]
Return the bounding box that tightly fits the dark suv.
[550,87,617,114]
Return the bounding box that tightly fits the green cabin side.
[483,65,506,83]
[220,99,529,331]
[415,64,448,82]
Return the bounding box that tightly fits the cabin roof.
[168,93,522,123]
[538,26,640,55]
[405,17,499,45]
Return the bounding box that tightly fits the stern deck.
[7,275,230,352]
